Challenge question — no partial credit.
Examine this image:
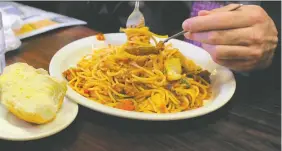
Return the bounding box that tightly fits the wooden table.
[1,26,281,151]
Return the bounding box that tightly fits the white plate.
[0,97,78,141]
[49,33,236,121]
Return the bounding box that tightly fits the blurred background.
[16,1,190,35]
[17,1,281,37]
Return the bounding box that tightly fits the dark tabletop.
[0,26,280,151]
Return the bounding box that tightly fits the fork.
[126,1,145,28]
[124,3,243,56]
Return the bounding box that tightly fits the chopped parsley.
[180,78,190,88]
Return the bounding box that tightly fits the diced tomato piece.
[159,104,167,113]
[116,100,135,111]
[96,33,105,41]
[84,89,90,94]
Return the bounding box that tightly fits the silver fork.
[126,1,145,28]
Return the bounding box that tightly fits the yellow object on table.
[0,63,67,124]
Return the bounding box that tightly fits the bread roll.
[0,63,67,124]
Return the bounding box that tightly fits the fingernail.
[182,19,192,31]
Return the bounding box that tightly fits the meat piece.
[124,85,139,96]
[124,46,159,56]
[197,70,211,83]
[62,70,73,81]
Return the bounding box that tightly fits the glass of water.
[0,12,6,74]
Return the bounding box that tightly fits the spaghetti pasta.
[63,27,212,113]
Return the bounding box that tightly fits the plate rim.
[49,33,236,121]
[0,97,79,141]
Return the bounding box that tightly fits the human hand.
[182,4,278,72]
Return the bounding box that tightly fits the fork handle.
[163,30,188,43]
[135,1,140,10]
